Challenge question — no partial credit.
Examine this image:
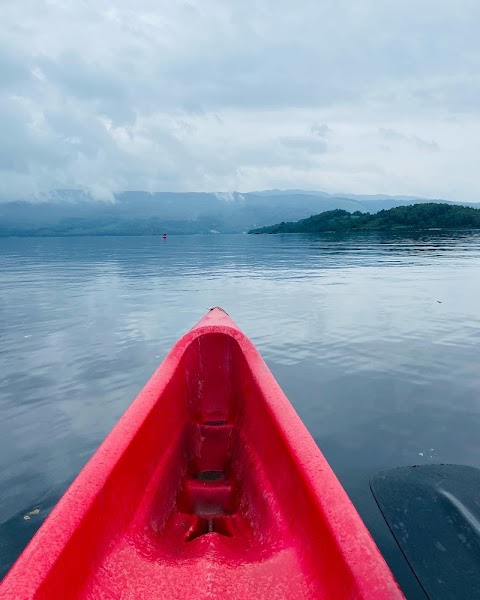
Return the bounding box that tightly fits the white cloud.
[0,0,480,200]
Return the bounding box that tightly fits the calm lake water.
[1,232,480,597]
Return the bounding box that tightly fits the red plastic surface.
[0,309,404,599]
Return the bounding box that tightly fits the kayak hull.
[0,309,403,599]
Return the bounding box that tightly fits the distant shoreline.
[2,228,480,239]
[249,204,480,234]
[251,226,480,234]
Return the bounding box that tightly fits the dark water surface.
[1,232,480,597]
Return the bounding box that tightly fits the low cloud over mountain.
[1,189,477,236]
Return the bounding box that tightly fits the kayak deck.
[0,309,403,599]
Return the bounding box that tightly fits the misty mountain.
[0,190,477,236]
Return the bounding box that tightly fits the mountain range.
[0,189,478,236]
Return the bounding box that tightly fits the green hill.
[249,203,480,234]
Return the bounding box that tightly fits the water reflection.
[1,232,480,596]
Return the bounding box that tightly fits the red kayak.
[0,309,403,599]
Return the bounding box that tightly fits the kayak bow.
[0,309,403,599]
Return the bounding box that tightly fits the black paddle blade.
[371,464,480,600]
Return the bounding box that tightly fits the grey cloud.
[0,0,479,199]
[0,48,32,91]
[379,128,439,152]
[39,53,137,125]
[0,99,71,173]
[279,136,328,155]
[311,124,331,137]
[39,53,124,102]
[43,108,118,159]
[413,78,480,113]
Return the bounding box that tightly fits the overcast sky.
[2,0,480,201]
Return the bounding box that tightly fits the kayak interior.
[69,331,344,598]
